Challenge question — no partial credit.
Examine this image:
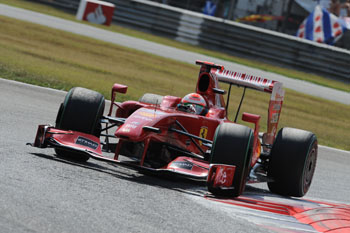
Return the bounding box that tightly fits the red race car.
[29,60,318,197]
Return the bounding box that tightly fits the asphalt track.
[0,4,349,105]
[1,78,350,233]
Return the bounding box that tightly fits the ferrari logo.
[199,127,208,145]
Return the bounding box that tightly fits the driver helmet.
[178,93,207,115]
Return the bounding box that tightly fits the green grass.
[0,0,349,92]
[0,15,349,150]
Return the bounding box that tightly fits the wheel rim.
[302,144,317,194]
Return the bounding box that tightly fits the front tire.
[267,127,318,197]
[55,87,105,162]
[208,123,253,197]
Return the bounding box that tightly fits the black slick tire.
[267,127,318,197]
[55,87,105,162]
[208,123,253,197]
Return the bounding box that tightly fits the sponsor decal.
[271,113,279,123]
[215,69,273,88]
[138,111,156,118]
[171,161,193,170]
[75,136,98,150]
[136,109,166,119]
[218,170,227,185]
[199,126,208,145]
[123,124,137,129]
[273,103,281,111]
[119,123,139,133]
[208,165,235,188]
[271,82,285,101]
[133,115,153,122]
[121,127,130,133]
[272,125,277,136]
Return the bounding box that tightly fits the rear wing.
[212,69,276,93]
[196,60,277,93]
[196,60,285,143]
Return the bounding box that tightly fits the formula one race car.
[29,61,318,197]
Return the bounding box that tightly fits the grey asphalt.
[0,3,349,105]
[1,78,350,233]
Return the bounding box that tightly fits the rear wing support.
[234,87,246,123]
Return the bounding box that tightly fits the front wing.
[29,125,236,187]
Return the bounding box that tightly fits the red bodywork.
[31,61,285,187]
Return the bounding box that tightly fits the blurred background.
[151,0,350,49]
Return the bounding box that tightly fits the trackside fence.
[33,0,350,81]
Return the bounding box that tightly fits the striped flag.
[296,5,346,45]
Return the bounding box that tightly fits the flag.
[296,5,346,45]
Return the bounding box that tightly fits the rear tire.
[55,87,105,162]
[208,123,253,197]
[267,127,318,197]
[138,93,163,105]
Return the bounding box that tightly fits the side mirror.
[109,84,128,116]
[213,88,226,95]
[112,84,128,94]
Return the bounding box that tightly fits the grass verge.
[0,15,349,150]
[0,0,349,92]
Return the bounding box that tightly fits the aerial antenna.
[225,84,232,113]
[154,99,158,117]
[234,87,246,123]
